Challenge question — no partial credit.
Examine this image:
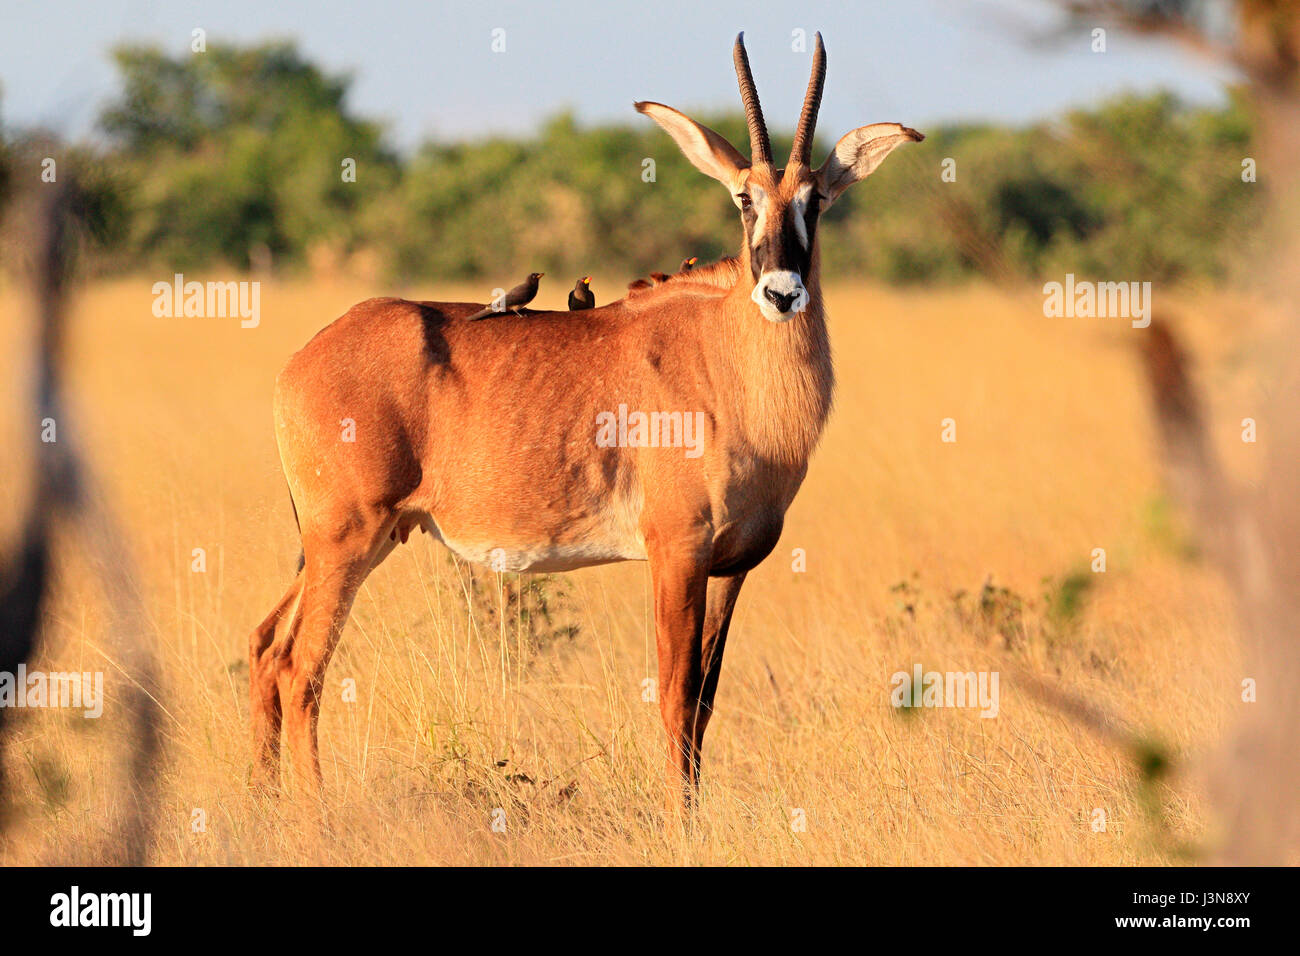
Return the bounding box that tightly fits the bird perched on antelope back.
[467,272,543,320]
[568,276,595,310]
[680,256,698,272]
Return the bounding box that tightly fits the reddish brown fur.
[248,35,919,809]
[627,257,743,300]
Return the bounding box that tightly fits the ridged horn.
[733,32,772,166]
[789,32,826,167]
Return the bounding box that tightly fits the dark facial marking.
[743,188,818,283]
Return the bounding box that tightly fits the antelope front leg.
[695,571,746,766]
[646,536,711,811]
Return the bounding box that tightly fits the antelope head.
[636,32,923,322]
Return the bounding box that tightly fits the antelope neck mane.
[623,257,744,309]
[617,254,832,466]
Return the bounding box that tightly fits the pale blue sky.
[0,0,1237,150]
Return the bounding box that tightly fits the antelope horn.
[733,32,772,166]
[789,32,826,168]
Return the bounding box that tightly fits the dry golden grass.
[0,274,1277,865]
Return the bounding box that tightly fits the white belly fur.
[421,496,647,573]
[438,536,646,572]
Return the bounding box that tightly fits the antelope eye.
[737,193,752,210]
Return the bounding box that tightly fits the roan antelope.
[249,32,921,807]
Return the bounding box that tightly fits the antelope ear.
[816,123,923,207]
[636,101,750,188]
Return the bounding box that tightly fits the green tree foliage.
[377,113,796,280]
[100,41,397,270]
[73,40,1258,285]
[827,89,1259,284]
[0,127,129,272]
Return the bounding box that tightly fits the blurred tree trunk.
[1075,0,1300,864]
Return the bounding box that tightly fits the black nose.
[764,287,797,313]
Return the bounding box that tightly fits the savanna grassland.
[0,275,1275,865]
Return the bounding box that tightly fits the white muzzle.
[751,270,809,323]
